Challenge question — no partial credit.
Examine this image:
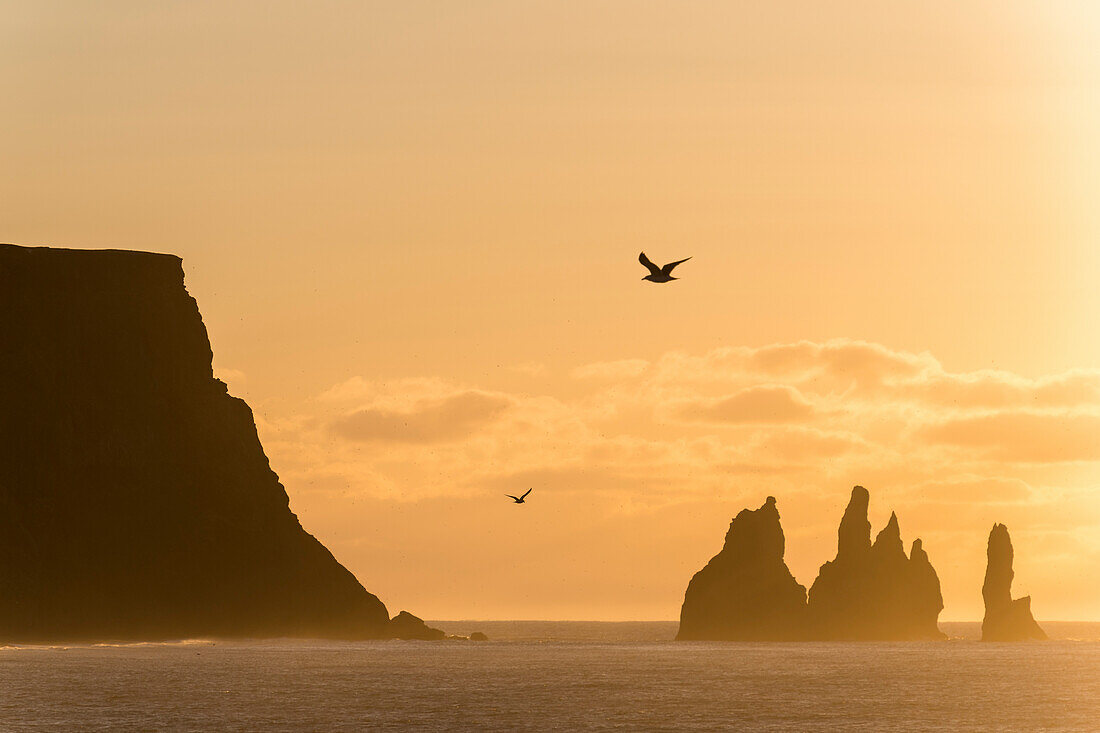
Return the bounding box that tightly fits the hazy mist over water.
[3,622,1098,731]
[426,620,1100,643]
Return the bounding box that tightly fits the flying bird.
[506,489,532,504]
[639,252,691,283]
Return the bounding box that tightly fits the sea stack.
[0,243,438,642]
[981,524,1047,641]
[677,497,807,640]
[806,486,945,640]
[676,487,946,641]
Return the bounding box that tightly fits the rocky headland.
[0,243,440,642]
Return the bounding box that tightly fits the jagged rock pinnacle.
[837,485,872,557]
[982,523,1047,641]
[807,486,945,640]
[677,496,807,640]
[679,486,946,641]
[873,511,904,556]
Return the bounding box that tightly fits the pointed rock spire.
[983,524,1015,610]
[808,486,945,640]
[908,537,945,631]
[872,511,904,556]
[837,485,872,557]
[982,524,1047,641]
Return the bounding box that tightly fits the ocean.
[2,622,1098,731]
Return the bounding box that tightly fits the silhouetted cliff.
[981,524,1047,641]
[0,243,437,641]
[807,487,945,640]
[677,487,946,641]
[677,497,807,640]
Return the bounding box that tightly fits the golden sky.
[3,1,1099,620]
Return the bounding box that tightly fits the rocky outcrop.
[676,486,946,641]
[387,611,445,641]
[981,524,1047,641]
[807,487,945,640]
[0,243,440,642]
[677,497,807,640]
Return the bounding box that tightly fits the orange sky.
[3,1,1099,620]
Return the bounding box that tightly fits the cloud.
[645,341,1100,415]
[255,340,1100,624]
[923,411,1100,462]
[571,359,650,380]
[650,339,937,389]
[910,370,1100,410]
[761,426,867,460]
[286,340,1100,507]
[330,390,511,443]
[900,476,1035,504]
[676,385,814,423]
[319,376,455,404]
[811,341,934,385]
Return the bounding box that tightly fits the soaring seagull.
[506,488,532,504]
[639,252,691,283]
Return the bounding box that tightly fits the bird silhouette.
[639,252,691,283]
[506,488,532,504]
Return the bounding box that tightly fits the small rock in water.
[387,611,445,640]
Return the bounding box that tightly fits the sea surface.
[2,622,1098,731]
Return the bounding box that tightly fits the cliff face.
[677,497,807,640]
[981,524,1047,641]
[807,487,945,640]
[676,486,946,641]
[0,243,423,641]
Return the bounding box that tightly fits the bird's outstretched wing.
[505,494,520,501]
[661,257,691,275]
[520,488,532,499]
[639,252,662,276]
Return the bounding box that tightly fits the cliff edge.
[0,243,436,641]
